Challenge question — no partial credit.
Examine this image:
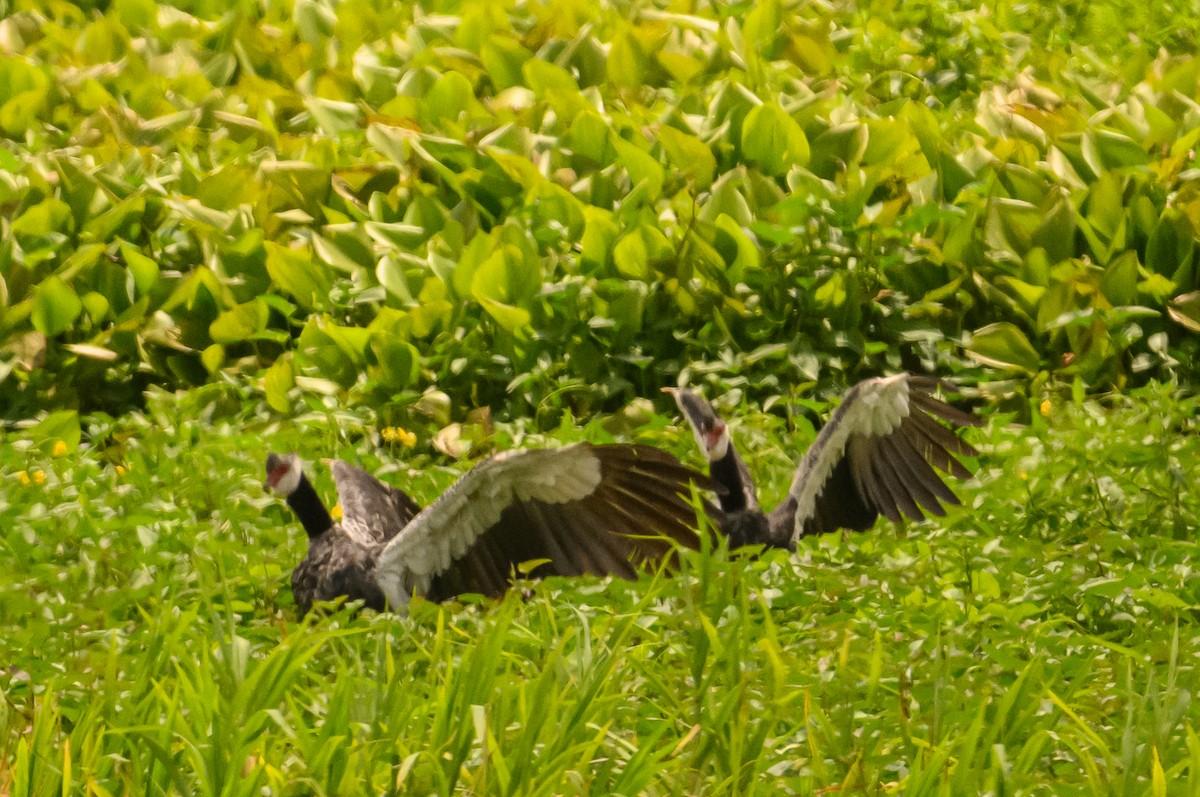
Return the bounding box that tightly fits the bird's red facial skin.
[266,464,290,489]
[706,422,726,453]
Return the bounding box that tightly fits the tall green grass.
[2,383,1198,793]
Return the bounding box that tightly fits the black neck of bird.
[710,447,749,513]
[287,475,333,538]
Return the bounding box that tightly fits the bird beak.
[661,387,677,395]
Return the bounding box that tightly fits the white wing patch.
[374,444,603,608]
[788,375,911,542]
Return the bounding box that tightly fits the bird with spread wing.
[666,374,980,550]
[265,443,720,615]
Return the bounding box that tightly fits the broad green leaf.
[570,111,615,165]
[712,214,761,281]
[967,322,1041,374]
[612,137,664,197]
[82,195,146,242]
[120,241,159,296]
[986,198,1041,259]
[1145,210,1195,278]
[265,243,331,310]
[425,71,477,123]
[31,410,81,454]
[608,28,648,87]
[371,334,420,389]
[1167,292,1200,332]
[376,256,416,302]
[1082,129,1152,171]
[657,125,716,189]
[209,300,270,345]
[613,226,673,280]
[201,344,225,374]
[264,356,295,413]
[1100,251,1138,306]
[296,318,363,388]
[581,207,620,272]
[480,36,531,90]
[701,171,754,226]
[478,297,531,331]
[81,291,110,322]
[741,102,809,176]
[32,276,83,337]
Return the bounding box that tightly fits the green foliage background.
[4,0,1200,793]
[2,0,1199,420]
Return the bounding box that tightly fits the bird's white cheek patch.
[273,460,302,496]
[707,427,730,461]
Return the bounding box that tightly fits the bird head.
[663,387,730,462]
[264,452,303,496]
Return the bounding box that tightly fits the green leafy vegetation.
[2,385,1199,792]
[2,0,1199,419]
[5,0,1200,792]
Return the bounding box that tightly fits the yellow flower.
[52,440,67,456]
[32,469,45,485]
[115,464,128,477]
[16,470,30,486]
[331,503,343,521]
[382,426,417,447]
[1039,399,1052,417]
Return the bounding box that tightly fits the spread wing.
[374,443,717,607]
[768,375,980,542]
[329,460,422,546]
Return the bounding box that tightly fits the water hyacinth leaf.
[570,111,615,165]
[741,102,810,176]
[425,71,478,123]
[82,195,146,242]
[376,256,415,302]
[32,276,83,337]
[614,226,673,280]
[265,243,331,310]
[32,409,81,454]
[711,214,760,281]
[201,344,224,374]
[371,334,420,389]
[365,221,428,251]
[968,322,1041,374]
[608,27,648,87]
[209,299,270,345]
[1100,251,1138,306]
[1083,129,1152,171]
[478,297,531,331]
[701,172,754,226]
[81,291,110,322]
[480,35,530,90]
[263,355,294,413]
[120,242,159,296]
[581,207,620,272]
[657,125,716,189]
[1145,209,1195,278]
[1167,292,1200,332]
[296,319,362,388]
[612,137,664,197]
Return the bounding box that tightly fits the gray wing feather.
[376,443,717,607]
[330,460,422,546]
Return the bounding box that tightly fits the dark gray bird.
[265,444,719,615]
[666,374,980,550]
